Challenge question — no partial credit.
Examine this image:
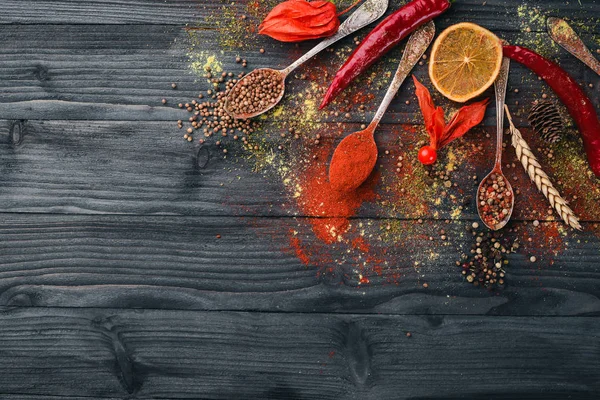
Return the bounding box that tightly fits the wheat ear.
[504,104,582,231]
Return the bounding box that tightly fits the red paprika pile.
[328,129,378,193]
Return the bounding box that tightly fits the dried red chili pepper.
[413,76,489,165]
[259,0,361,43]
[503,45,600,177]
[320,0,453,108]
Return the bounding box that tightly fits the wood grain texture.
[2,119,599,223]
[0,0,598,30]
[0,307,599,399]
[0,397,121,400]
[0,214,599,315]
[0,23,597,123]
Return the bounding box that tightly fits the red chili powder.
[351,236,370,252]
[294,146,379,244]
[329,130,378,193]
[289,235,311,265]
[519,221,565,258]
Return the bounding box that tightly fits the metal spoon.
[328,21,436,193]
[547,17,600,75]
[477,57,514,231]
[223,0,389,120]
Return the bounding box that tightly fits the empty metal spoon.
[328,21,436,193]
[477,57,515,231]
[224,0,389,119]
[547,17,600,75]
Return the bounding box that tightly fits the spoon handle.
[547,17,600,75]
[370,21,436,128]
[493,57,510,167]
[281,0,389,76]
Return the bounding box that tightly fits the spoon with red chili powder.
[328,21,435,193]
[477,57,515,231]
[224,0,389,120]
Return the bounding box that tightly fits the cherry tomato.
[418,145,437,165]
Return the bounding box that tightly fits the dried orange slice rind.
[429,22,503,103]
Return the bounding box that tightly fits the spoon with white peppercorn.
[477,57,514,231]
[223,0,389,119]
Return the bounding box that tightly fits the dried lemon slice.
[429,22,503,103]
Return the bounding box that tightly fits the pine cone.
[528,100,564,143]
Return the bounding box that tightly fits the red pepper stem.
[337,0,363,17]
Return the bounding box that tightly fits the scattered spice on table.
[457,225,519,289]
[518,221,567,262]
[202,6,256,50]
[173,59,263,146]
[544,138,600,221]
[514,4,561,57]
[295,145,379,244]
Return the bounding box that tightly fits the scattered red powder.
[373,265,383,276]
[329,129,378,192]
[295,146,379,244]
[289,235,311,265]
[351,236,370,252]
[519,221,565,258]
[278,140,398,284]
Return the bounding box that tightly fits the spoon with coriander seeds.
[477,57,515,231]
[223,0,389,120]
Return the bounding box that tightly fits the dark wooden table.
[1,0,600,398]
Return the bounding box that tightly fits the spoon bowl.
[329,126,378,192]
[224,68,287,120]
[477,167,515,230]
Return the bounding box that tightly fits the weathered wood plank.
[2,119,599,223]
[0,0,598,30]
[0,25,597,122]
[0,397,119,400]
[0,307,598,398]
[0,214,599,315]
